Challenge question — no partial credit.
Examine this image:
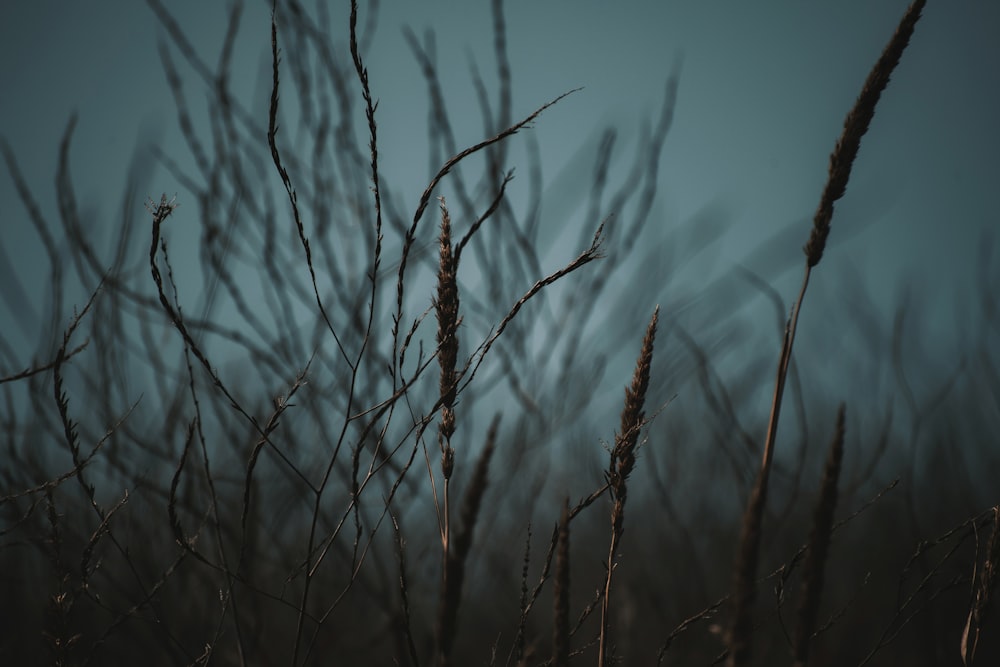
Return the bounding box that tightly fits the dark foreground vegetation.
[2,1,998,665]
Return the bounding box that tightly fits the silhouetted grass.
[1,1,997,666]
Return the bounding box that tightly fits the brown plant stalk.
[726,3,925,665]
[792,404,846,667]
[961,506,1000,665]
[435,197,460,562]
[437,416,499,666]
[599,306,659,667]
[554,498,571,667]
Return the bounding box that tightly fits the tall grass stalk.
[598,307,659,666]
[792,404,846,666]
[726,2,926,665]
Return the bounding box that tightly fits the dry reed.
[792,404,846,666]
[725,3,925,665]
[436,416,499,665]
[599,306,659,666]
[553,499,571,667]
[961,506,1000,665]
[436,196,460,518]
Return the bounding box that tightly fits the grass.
[1,0,998,665]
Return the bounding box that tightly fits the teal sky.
[1,1,998,383]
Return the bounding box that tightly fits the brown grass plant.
[961,506,1000,665]
[553,498,571,667]
[435,197,461,570]
[725,2,926,665]
[598,306,659,667]
[792,404,846,667]
[436,416,499,665]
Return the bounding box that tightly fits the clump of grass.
[5,0,999,665]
